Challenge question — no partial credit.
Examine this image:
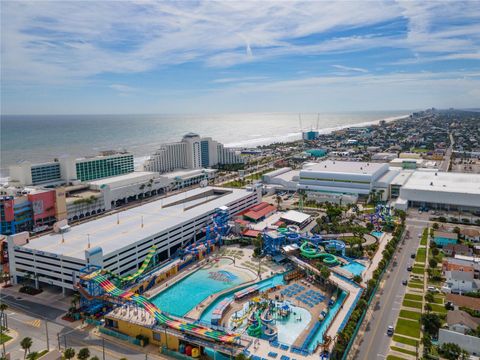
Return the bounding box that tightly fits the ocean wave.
[224,114,408,148]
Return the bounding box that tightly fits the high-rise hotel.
[143,133,243,173]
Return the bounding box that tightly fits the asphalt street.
[1,293,163,360]
[354,217,424,360]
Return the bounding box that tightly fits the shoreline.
[0,113,410,179]
[223,114,409,148]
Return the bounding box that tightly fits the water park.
[74,205,396,360]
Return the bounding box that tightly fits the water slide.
[300,242,339,265]
[90,272,239,343]
[98,246,157,283]
[247,312,264,337]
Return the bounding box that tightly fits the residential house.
[442,270,479,294]
[444,243,473,257]
[446,310,480,335]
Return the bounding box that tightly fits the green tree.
[90,357,100,360]
[352,275,362,284]
[77,348,90,360]
[425,292,435,303]
[439,342,463,360]
[235,354,248,360]
[432,222,439,230]
[429,258,438,269]
[20,337,33,359]
[420,313,442,336]
[26,352,38,360]
[63,348,75,360]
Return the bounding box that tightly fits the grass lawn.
[402,299,423,309]
[387,355,408,360]
[408,283,424,289]
[404,294,423,302]
[399,309,422,321]
[420,228,428,246]
[391,346,418,357]
[412,267,425,275]
[416,248,426,263]
[0,333,12,344]
[429,297,444,304]
[393,335,420,347]
[430,303,447,314]
[395,318,421,338]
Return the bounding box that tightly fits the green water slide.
[247,312,264,338]
[300,242,339,265]
[106,246,157,283]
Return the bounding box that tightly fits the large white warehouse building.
[7,187,260,293]
[396,171,480,212]
[298,160,389,203]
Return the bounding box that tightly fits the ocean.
[0,111,410,177]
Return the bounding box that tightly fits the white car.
[387,325,394,336]
[427,286,439,293]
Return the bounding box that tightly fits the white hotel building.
[144,133,243,173]
[7,187,260,294]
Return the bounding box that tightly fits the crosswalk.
[29,319,41,328]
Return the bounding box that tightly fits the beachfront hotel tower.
[144,133,243,173]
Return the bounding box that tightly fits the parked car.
[411,253,416,259]
[402,280,408,285]
[427,286,439,293]
[407,265,413,271]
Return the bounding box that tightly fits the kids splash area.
[76,208,365,360]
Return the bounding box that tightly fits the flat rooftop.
[402,171,480,195]
[88,171,158,186]
[302,160,387,175]
[22,187,252,260]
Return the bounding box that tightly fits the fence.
[340,226,406,360]
[99,327,141,346]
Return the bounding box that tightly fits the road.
[354,217,424,360]
[1,293,161,360]
[439,133,454,172]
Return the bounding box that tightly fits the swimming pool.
[341,261,366,277]
[305,290,347,351]
[371,231,384,238]
[276,306,311,345]
[200,274,285,323]
[150,260,249,316]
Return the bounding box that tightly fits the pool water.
[371,231,384,238]
[200,274,285,323]
[341,261,366,277]
[150,261,248,316]
[276,306,311,345]
[306,290,347,351]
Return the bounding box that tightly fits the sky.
[1,0,479,115]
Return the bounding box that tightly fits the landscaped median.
[387,227,428,359]
[394,318,421,338]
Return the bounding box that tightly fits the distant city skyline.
[1,1,479,115]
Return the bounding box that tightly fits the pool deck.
[362,232,392,286]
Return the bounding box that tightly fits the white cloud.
[109,84,138,93]
[331,65,368,73]
[2,1,479,85]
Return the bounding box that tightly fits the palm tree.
[20,337,33,359]
[63,348,75,360]
[275,195,283,210]
[71,293,80,310]
[0,303,7,315]
[77,348,90,360]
